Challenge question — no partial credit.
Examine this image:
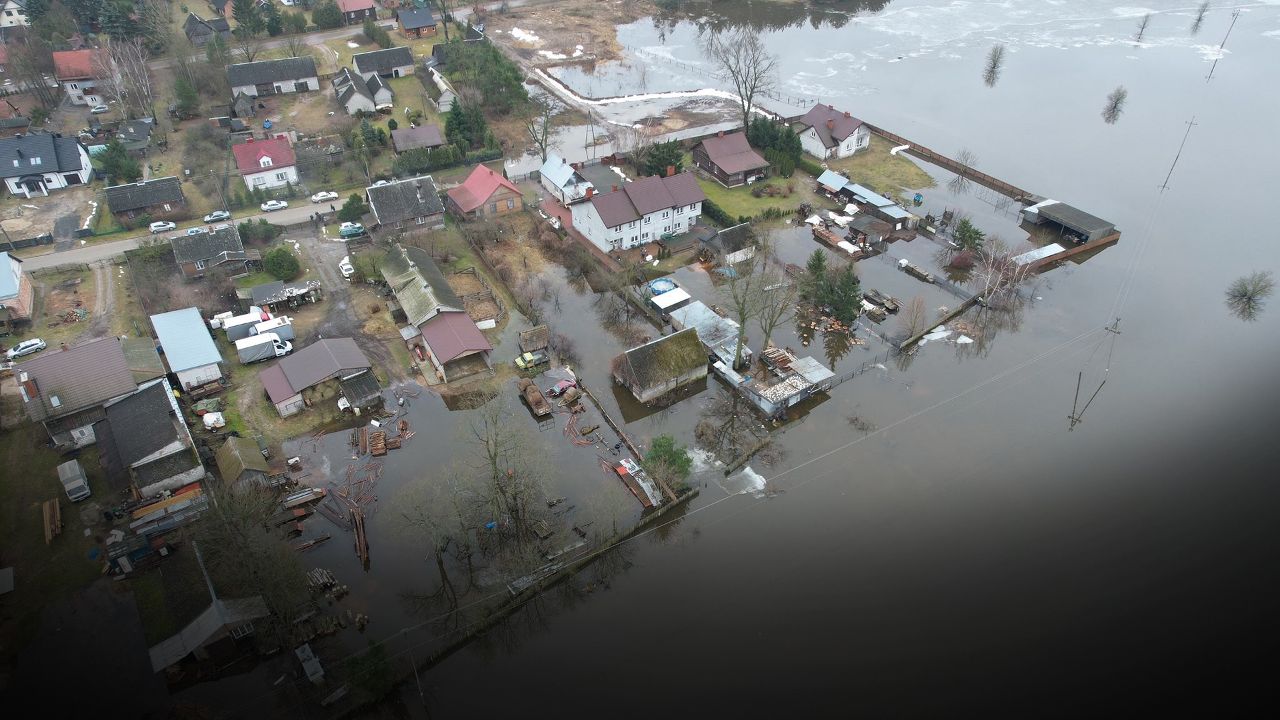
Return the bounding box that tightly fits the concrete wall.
[176,363,222,391]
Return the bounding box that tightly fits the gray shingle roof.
[0,134,85,179]
[397,7,436,30]
[103,381,180,467]
[105,177,184,214]
[226,57,318,87]
[367,175,444,225]
[391,124,444,152]
[278,338,371,393]
[20,337,138,422]
[334,67,373,107]
[352,47,414,76]
[170,225,245,265]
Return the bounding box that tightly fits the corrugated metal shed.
[846,184,894,207]
[151,307,222,373]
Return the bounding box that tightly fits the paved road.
[21,203,329,270]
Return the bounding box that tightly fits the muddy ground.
[486,0,655,65]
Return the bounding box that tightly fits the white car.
[260,200,289,212]
[5,338,47,359]
[371,180,391,187]
[310,191,339,203]
[149,221,176,234]
[185,227,208,236]
[89,104,110,114]
[203,210,231,223]
[339,256,355,279]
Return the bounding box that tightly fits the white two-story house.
[53,49,110,106]
[231,136,298,190]
[2,0,30,28]
[569,172,705,253]
[793,103,871,160]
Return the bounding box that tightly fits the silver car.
[5,338,47,359]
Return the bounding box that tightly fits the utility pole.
[1205,9,1240,83]
[1159,117,1196,193]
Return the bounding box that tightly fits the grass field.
[824,134,936,199]
[696,174,821,223]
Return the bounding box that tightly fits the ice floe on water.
[722,466,770,498]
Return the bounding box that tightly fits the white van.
[57,459,92,502]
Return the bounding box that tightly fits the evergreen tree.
[174,77,199,118]
[98,138,142,183]
[263,2,283,36]
[829,263,862,324]
[953,218,986,251]
[311,1,343,30]
[338,194,369,223]
[641,140,683,177]
[801,249,827,304]
[232,0,263,37]
[263,247,301,280]
[206,34,231,67]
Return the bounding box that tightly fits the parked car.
[185,227,208,236]
[89,104,110,114]
[338,256,355,279]
[310,191,339,203]
[5,338,47,360]
[338,222,366,239]
[213,223,231,231]
[148,221,176,234]
[203,210,231,223]
[260,200,289,212]
[514,351,549,371]
[371,180,391,187]
[546,379,577,397]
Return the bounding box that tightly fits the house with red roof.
[231,136,297,191]
[444,164,523,220]
[568,170,706,253]
[691,131,770,187]
[792,103,870,160]
[52,49,110,106]
[336,0,376,25]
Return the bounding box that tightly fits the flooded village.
[2,0,1278,716]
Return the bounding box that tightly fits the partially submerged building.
[258,338,375,417]
[668,300,751,368]
[712,345,834,419]
[1021,199,1117,244]
[611,328,708,404]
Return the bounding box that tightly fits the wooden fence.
[865,124,1037,203]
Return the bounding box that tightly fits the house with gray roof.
[116,119,154,155]
[105,177,186,223]
[792,103,870,160]
[539,152,593,205]
[17,337,155,448]
[95,378,205,496]
[568,171,706,252]
[0,133,91,197]
[150,307,224,391]
[183,12,231,47]
[227,57,319,98]
[366,175,445,230]
[170,225,256,279]
[352,47,414,80]
[390,124,444,154]
[397,7,437,38]
[258,338,374,417]
[333,67,392,115]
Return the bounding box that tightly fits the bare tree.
[755,260,797,350]
[235,36,262,63]
[283,35,309,59]
[1135,13,1151,43]
[983,44,1006,87]
[719,236,766,368]
[9,36,59,110]
[1225,270,1275,321]
[971,237,1035,306]
[524,99,555,163]
[703,30,779,130]
[947,148,978,195]
[1191,2,1210,35]
[897,295,926,339]
[99,37,157,120]
[1102,86,1128,124]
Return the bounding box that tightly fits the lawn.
[696,174,817,224]
[109,260,152,339]
[824,134,936,199]
[235,270,278,290]
[0,423,107,666]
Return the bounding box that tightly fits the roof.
[353,47,414,76]
[397,7,437,29]
[379,244,462,326]
[337,0,375,12]
[226,57,318,88]
[445,164,522,213]
[693,132,769,175]
[669,301,741,352]
[258,363,295,405]
[120,337,167,384]
[367,175,444,225]
[612,328,706,392]
[338,369,382,406]
[518,325,550,353]
[1035,201,1116,236]
[250,279,320,306]
[539,153,585,189]
[790,356,835,385]
[816,169,850,192]
[421,311,491,364]
[334,67,374,107]
[215,436,270,483]
[278,338,371,396]
[651,287,691,310]
[796,104,865,149]
[0,134,85,179]
[170,225,245,265]
[846,183,894,207]
[116,119,153,150]
[149,597,269,672]
[586,172,706,229]
[391,124,445,152]
[105,177,183,214]
[231,137,295,174]
[150,307,222,373]
[0,251,21,300]
[20,337,137,422]
[103,381,180,467]
[52,49,103,80]
[183,13,229,38]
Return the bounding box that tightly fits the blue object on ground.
[263,119,273,129]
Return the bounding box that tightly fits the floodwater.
[190,1,1280,714]
[416,1,1280,715]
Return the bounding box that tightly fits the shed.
[518,325,550,354]
[259,338,372,417]
[611,328,708,404]
[338,370,382,409]
[650,287,691,313]
[151,307,223,391]
[1023,200,1116,243]
[691,132,770,187]
[215,436,270,488]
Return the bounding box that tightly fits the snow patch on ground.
[511,27,542,45]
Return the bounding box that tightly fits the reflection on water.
[654,0,889,36]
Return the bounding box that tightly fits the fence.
[865,124,1037,203]
[3,234,54,251]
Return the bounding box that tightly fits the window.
[488,202,497,213]
[275,172,287,181]
[689,204,697,212]
[644,216,651,224]
[259,156,273,168]
[506,198,515,210]
[69,83,78,90]
[675,206,683,214]
[229,622,256,639]
[30,157,41,166]
[194,259,206,270]
[254,177,265,186]
[662,210,669,218]
[163,204,172,212]
[416,216,426,225]
[629,221,636,229]
[663,225,670,233]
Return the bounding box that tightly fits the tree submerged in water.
[1225,270,1275,321]
[1102,86,1128,124]
[1192,2,1210,35]
[1134,13,1152,43]
[947,148,978,194]
[983,44,1006,87]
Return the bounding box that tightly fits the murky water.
[175,1,1280,714]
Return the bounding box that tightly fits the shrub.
[701,198,733,227]
[263,246,301,280]
[338,194,369,223]
[796,156,824,177]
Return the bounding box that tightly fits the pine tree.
[174,77,199,118]
[98,138,142,183]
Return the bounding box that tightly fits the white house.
[2,0,30,28]
[539,153,593,205]
[793,103,871,160]
[0,133,92,197]
[569,172,705,253]
[333,67,392,115]
[52,49,109,106]
[226,57,319,98]
[231,136,297,190]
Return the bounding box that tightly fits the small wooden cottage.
[612,328,708,404]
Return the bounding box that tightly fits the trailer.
[235,333,292,364]
[250,316,295,342]
[223,308,271,341]
[516,377,552,417]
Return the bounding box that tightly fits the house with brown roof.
[691,131,770,187]
[793,103,870,160]
[337,0,376,25]
[444,164,523,220]
[16,336,162,448]
[611,328,708,404]
[391,124,445,154]
[232,136,297,190]
[52,49,109,106]
[568,171,706,253]
[258,338,374,417]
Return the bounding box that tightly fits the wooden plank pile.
[42,499,62,544]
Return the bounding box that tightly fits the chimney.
[611,184,618,192]
[843,111,851,118]
[586,186,594,199]
[717,130,724,138]
[246,137,254,143]
[561,157,567,164]
[666,165,675,177]
[826,119,835,130]
[828,104,836,110]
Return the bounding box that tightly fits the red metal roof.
[337,0,375,11]
[420,311,491,364]
[52,50,105,81]
[231,137,296,175]
[258,363,295,405]
[446,165,522,213]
